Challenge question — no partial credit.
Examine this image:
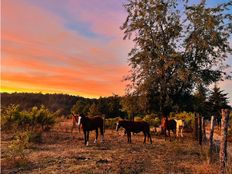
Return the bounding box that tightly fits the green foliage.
[6,131,30,165]
[71,95,124,118]
[1,104,56,131]
[1,104,21,130]
[72,100,90,115]
[120,95,140,118]
[105,117,121,129]
[193,85,208,115]
[143,114,160,128]
[88,103,102,116]
[121,0,231,115]
[208,84,230,117]
[1,92,79,116]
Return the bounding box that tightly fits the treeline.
[1,84,231,120]
[1,92,125,118]
[1,92,79,116]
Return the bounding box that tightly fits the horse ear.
[72,113,75,116]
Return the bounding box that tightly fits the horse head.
[76,113,86,126]
[115,121,122,131]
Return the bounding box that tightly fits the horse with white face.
[76,114,104,146]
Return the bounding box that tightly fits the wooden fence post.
[220,109,230,174]
[209,115,215,164]
[198,114,202,145]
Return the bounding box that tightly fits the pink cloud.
[2,0,132,97]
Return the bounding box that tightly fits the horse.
[174,119,185,138]
[71,113,81,133]
[77,114,104,146]
[116,120,152,144]
[161,117,176,141]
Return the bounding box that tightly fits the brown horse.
[77,114,104,146]
[116,120,152,144]
[161,117,176,141]
[71,113,81,133]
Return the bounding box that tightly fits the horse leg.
[100,126,104,143]
[148,131,152,144]
[94,129,98,144]
[86,131,89,146]
[84,131,87,145]
[169,130,172,141]
[176,127,179,141]
[127,131,130,143]
[180,127,183,138]
[127,131,132,143]
[143,131,146,144]
[164,128,167,141]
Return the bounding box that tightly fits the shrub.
[6,131,30,165]
[1,104,21,130]
[134,116,143,121]
[27,131,43,143]
[1,105,57,132]
[105,117,121,129]
[143,115,160,128]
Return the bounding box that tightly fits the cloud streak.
[1,0,231,104]
[2,0,131,98]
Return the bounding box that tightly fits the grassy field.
[1,119,231,174]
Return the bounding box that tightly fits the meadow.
[1,118,232,174]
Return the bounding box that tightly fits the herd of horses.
[71,113,185,146]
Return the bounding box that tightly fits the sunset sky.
[1,0,232,104]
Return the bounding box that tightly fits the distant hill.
[1,92,86,116]
[1,92,124,118]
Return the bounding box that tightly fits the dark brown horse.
[77,114,104,146]
[161,117,176,141]
[116,120,152,144]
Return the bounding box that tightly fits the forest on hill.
[1,84,231,119]
[0,92,124,118]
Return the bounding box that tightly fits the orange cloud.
[1,0,132,98]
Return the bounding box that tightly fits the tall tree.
[193,84,208,116]
[184,1,232,85]
[88,103,102,116]
[208,84,229,117]
[120,94,140,120]
[121,0,231,116]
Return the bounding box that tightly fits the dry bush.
[4,131,30,167]
[105,117,121,129]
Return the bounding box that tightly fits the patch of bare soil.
[1,120,229,174]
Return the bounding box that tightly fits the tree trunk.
[198,115,202,145]
[209,115,215,164]
[202,117,206,143]
[220,109,230,174]
[194,113,198,140]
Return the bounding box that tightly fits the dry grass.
[1,119,231,174]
